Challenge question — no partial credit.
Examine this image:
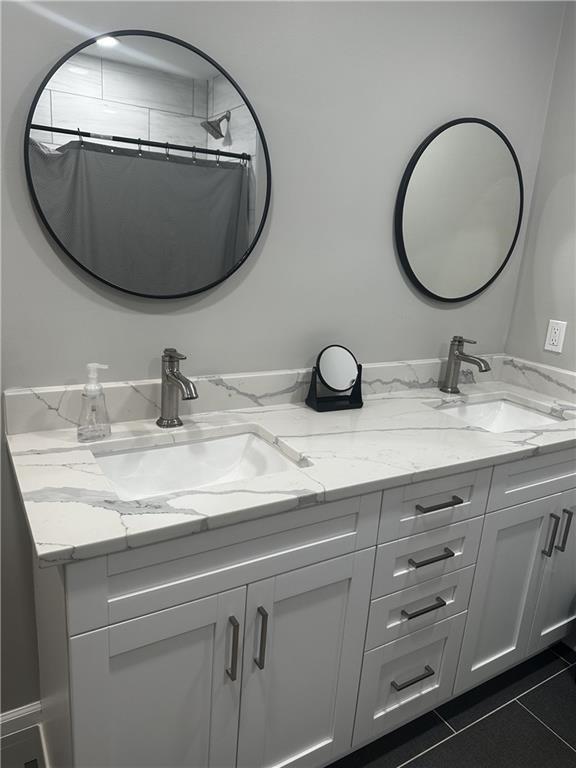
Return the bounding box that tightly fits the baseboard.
[0,701,42,737]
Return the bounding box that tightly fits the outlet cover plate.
[544,320,567,353]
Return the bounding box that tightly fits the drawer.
[379,468,491,543]
[354,612,466,746]
[372,517,483,598]
[488,449,576,510]
[365,566,475,650]
[66,494,381,634]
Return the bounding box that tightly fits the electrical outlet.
[544,320,567,353]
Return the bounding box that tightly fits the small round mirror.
[317,345,358,392]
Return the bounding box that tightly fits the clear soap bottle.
[77,363,111,442]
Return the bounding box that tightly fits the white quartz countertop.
[8,380,576,567]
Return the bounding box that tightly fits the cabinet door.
[69,588,245,768]
[237,549,374,768]
[529,489,576,653]
[454,495,560,695]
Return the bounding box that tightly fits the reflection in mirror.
[317,345,359,392]
[395,118,523,302]
[25,32,271,298]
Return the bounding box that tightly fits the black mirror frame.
[394,117,524,303]
[24,29,272,300]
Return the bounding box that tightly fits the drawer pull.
[415,495,464,515]
[401,596,447,620]
[225,616,240,681]
[542,514,561,557]
[408,547,455,569]
[555,509,574,553]
[391,664,435,692]
[254,606,268,670]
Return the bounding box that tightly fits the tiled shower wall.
[30,52,210,153]
[29,53,259,230]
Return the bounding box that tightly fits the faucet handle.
[162,348,187,361]
[452,336,476,345]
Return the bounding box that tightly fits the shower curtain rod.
[30,124,251,161]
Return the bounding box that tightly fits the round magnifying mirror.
[317,345,359,392]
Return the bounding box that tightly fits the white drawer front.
[354,612,466,746]
[372,517,483,598]
[379,468,491,543]
[488,449,576,510]
[366,566,475,650]
[66,495,381,634]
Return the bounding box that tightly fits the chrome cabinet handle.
[225,616,240,681]
[401,596,447,620]
[415,496,464,515]
[542,514,561,557]
[408,547,455,569]
[555,509,574,553]
[391,665,435,692]
[254,606,268,670]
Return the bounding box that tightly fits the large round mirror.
[394,118,523,302]
[25,31,271,298]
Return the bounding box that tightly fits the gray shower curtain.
[28,139,250,296]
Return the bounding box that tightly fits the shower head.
[201,111,231,140]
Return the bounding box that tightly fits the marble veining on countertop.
[7,379,576,567]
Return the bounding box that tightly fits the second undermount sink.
[440,398,564,433]
[94,433,297,501]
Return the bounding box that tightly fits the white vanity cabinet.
[352,468,490,746]
[528,490,576,654]
[31,448,576,768]
[69,550,374,768]
[455,450,576,695]
[36,494,380,768]
[69,588,246,768]
[236,550,374,768]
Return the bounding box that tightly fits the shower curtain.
[28,139,251,295]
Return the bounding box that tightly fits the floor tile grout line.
[395,702,521,768]
[394,729,458,768]
[444,660,576,735]
[432,709,456,734]
[515,662,576,701]
[516,698,576,756]
[549,646,573,665]
[396,694,575,768]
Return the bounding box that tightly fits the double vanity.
[6,355,576,768]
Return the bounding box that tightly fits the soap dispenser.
[77,363,111,442]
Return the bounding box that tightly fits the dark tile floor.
[330,642,576,768]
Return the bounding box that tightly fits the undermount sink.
[439,398,564,433]
[94,432,297,501]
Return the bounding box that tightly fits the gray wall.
[2,2,565,388]
[0,1,565,712]
[506,3,575,370]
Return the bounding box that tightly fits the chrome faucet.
[156,348,198,428]
[439,336,491,394]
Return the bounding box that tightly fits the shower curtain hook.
[216,149,221,166]
[137,138,142,157]
[191,146,197,163]
[77,127,84,148]
[165,142,170,161]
